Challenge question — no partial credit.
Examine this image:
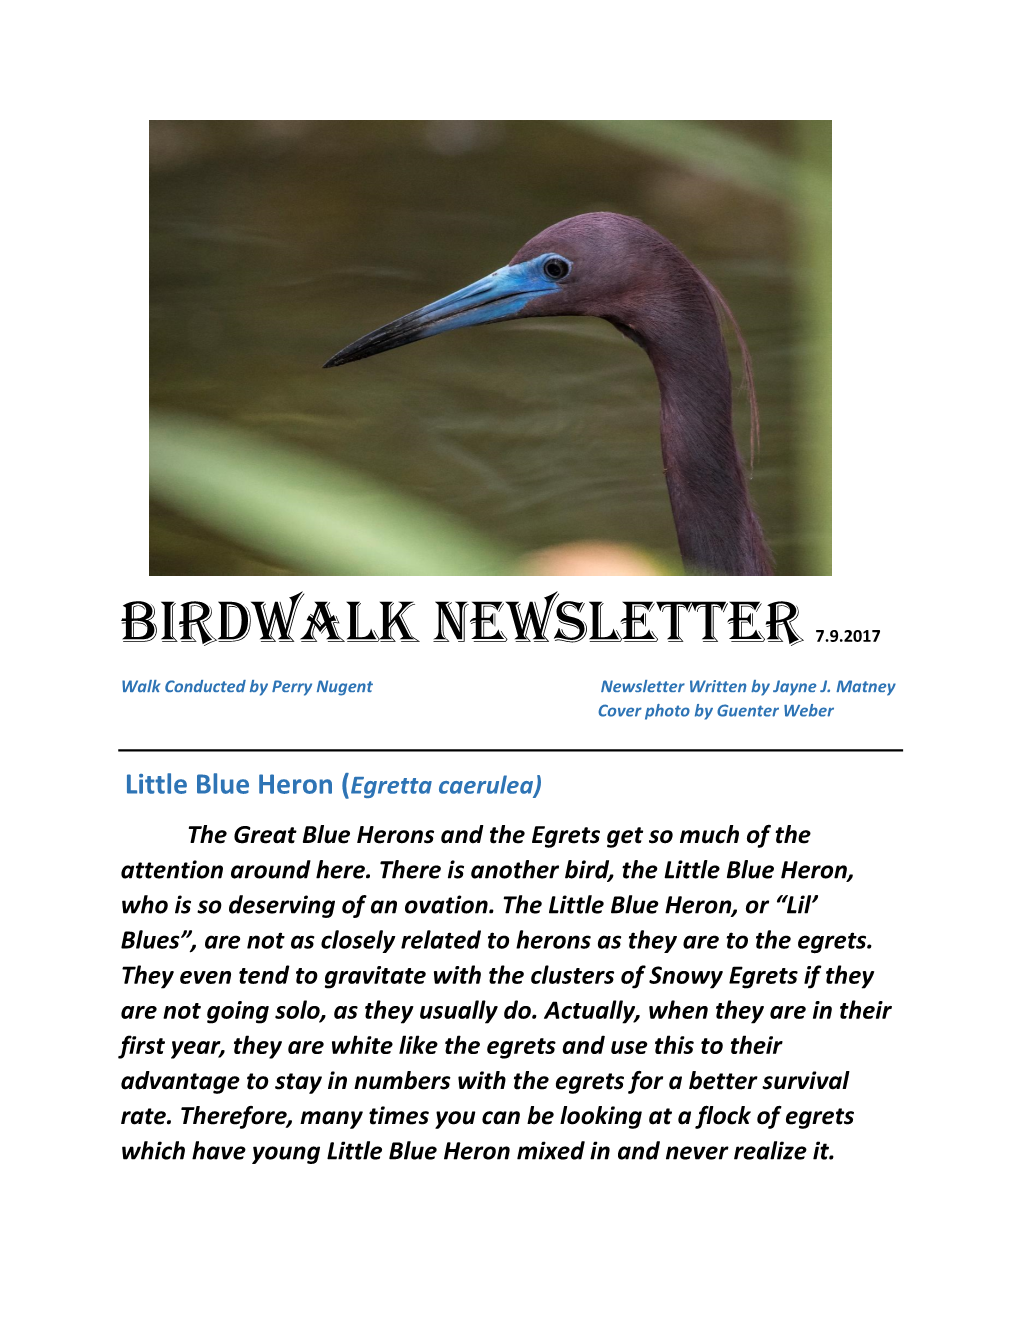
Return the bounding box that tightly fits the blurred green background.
[150,120,831,576]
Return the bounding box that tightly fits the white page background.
[5,8,1014,1317]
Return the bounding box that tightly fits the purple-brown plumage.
[325,211,772,576]
[507,214,770,576]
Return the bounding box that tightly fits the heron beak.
[323,257,561,368]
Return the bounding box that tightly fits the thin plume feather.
[695,268,761,466]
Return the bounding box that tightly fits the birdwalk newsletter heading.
[122,593,803,646]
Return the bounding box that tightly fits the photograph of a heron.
[150,121,830,577]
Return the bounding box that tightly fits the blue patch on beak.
[324,254,566,368]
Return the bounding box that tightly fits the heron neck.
[637,287,771,577]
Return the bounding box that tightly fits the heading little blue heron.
[324,212,771,576]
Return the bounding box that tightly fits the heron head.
[323,212,676,368]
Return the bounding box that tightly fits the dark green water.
[150,120,800,575]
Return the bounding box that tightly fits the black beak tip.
[322,352,346,369]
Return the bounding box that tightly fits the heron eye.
[543,257,570,280]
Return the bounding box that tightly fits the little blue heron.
[325,212,771,575]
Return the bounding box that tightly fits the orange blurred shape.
[519,541,665,576]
